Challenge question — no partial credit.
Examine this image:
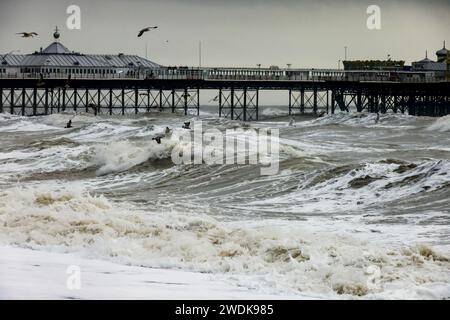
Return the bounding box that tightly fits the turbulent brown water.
[0,108,449,299]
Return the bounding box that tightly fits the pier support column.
[21,88,26,116]
[73,88,78,112]
[171,89,175,113]
[146,89,151,113]
[331,90,335,114]
[196,88,200,116]
[85,89,89,113]
[10,88,14,115]
[184,88,188,115]
[300,88,305,113]
[97,89,101,115]
[393,95,398,114]
[0,88,3,114]
[368,95,374,113]
[62,88,66,112]
[218,89,222,117]
[44,88,49,115]
[288,89,292,115]
[356,90,362,112]
[121,89,125,115]
[230,88,235,120]
[135,88,139,114]
[32,87,37,116]
[313,87,318,114]
[50,88,54,114]
[109,89,113,115]
[243,88,247,121]
[326,90,329,114]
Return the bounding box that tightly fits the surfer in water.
[65,119,72,128]
[182,121,191,129]
[152,136,162,144]
[288,117,295,127]
[375,112,380,124]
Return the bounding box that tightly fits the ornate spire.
[53,26,60,41]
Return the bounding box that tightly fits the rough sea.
[0,107,449,299]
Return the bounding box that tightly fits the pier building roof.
[1,28,160,69]
[436,42,449,57]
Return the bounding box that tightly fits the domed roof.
[436,42,449,56]
[417,51,433,64]
[418,57,433,63]
[436,48,449,56]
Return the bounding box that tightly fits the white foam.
[260,108,288,117]
[0,185,448,299]
[427,115,450,132]
[0,120,61,132]
[92,138,176,175]
[302,112,419,129]
[0,246,305,299]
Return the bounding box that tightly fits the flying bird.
[17,32,38,38]
[209,95,219,103]
[137,26,158,37]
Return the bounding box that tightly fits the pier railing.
[0,67,447,83]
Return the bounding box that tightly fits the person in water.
[182,121,191,129]
[152,136,162,144]
[65,119,72,128]
[288,117,295,126]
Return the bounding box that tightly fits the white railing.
[0,67,447,83]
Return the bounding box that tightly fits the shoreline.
[0,246,309,300]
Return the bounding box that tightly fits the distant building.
[412,42,449,77]
[436,42,450,63]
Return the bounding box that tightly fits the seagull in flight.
[209,95,219,102]
[16,32,38,38]
[137,26,158,37]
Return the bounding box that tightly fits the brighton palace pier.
[1,29,449,120]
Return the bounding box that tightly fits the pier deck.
[1,72,449,120]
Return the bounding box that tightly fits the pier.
[1,29,449,120]
[1,73,449,120]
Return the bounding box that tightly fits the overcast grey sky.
[0,0,449,68]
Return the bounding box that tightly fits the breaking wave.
[427,115,450,132]
[92,139,176,175]
[303,112,419,128]
[0,185,448,298]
